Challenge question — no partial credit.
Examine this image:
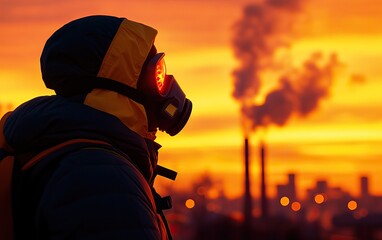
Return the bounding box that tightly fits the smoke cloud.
[232,0,302,101]
[232,0,340,131]
[242,53,340,130]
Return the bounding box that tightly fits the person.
[2,15,192,239]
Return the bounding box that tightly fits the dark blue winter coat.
[4,95,168,240]
[2,15,171,239]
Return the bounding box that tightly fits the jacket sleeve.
[35,148,166,240]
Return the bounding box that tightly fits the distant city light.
[207,203,220,212]
[348,200,357,211]
[196,186,207,196]
[355,209,368,219]
[185,199,195,209]
[280,196,290,206]
[314,194,325,204]
[207,188,220,199]
[291,202,301,212]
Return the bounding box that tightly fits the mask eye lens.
[155,58,166,94]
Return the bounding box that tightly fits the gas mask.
[138,53,192,136]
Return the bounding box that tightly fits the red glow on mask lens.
[155,58,166,94]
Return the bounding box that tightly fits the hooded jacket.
[2,16,170,239]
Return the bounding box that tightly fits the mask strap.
[92,77,146,105]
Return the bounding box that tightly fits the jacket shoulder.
[36,148,165,239]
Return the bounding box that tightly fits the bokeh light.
[185,199,195,209]
[280,196,290,206]
[291,202,301,212]
[314,194,325,204]
[348,200,357,211]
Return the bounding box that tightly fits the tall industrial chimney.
[243,137,252,239]
[360,176,369,198]
[260,141,269,219]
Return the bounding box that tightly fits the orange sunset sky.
[1,0,382,199]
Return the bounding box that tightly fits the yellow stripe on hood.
[84,19,157,140]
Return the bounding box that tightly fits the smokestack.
[260,141,269,219]
[288,173,297,202]
[360,176,369,198]
[243,137,252,239]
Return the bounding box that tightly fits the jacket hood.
[40,15,158,139]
